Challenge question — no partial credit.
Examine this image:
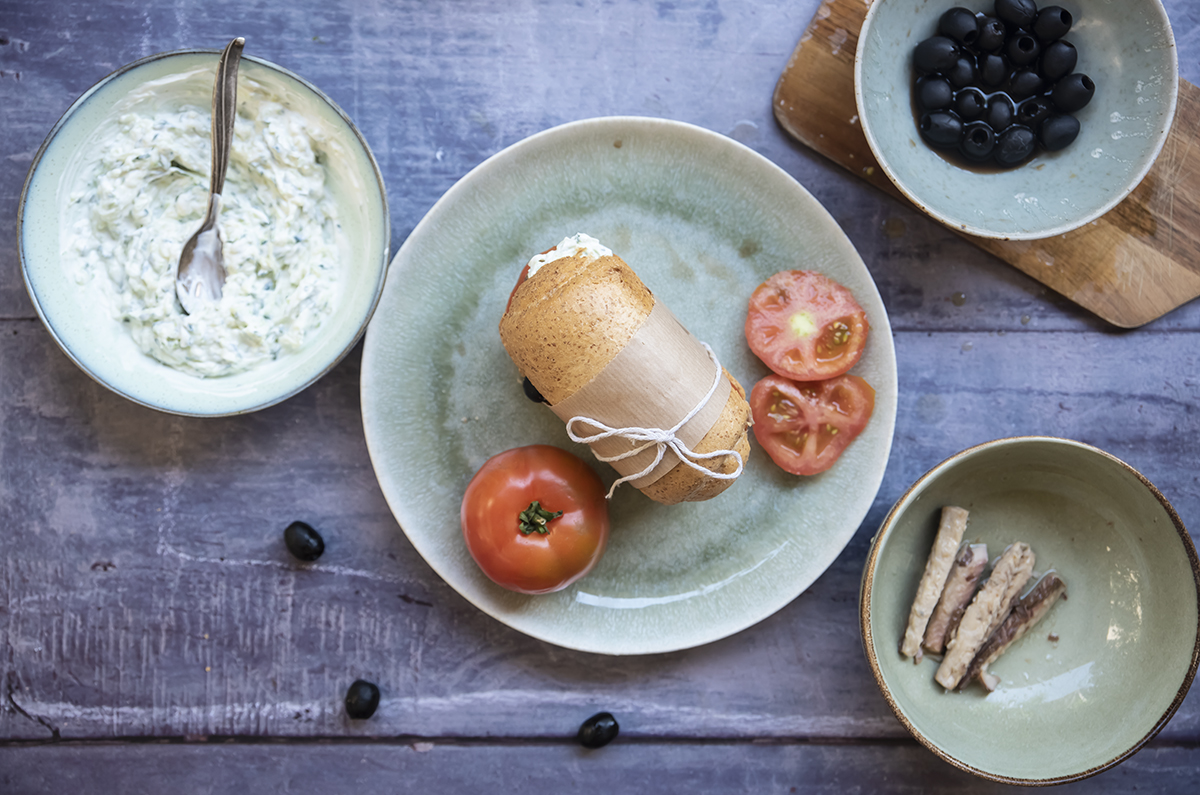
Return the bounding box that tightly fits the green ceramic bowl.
[19,50,389,416]
[861,436,1200,784]
[855,0,1178,239]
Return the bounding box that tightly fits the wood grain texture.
[1,0,1199,790]
[774,0,1200,328]
[2,323,1197,743]
[5,741,1200,794]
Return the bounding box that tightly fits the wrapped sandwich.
[499,234,752,505]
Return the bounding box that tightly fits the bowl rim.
[16,47,391,417]
[859,435,1200,784]
[853,0,1180,241]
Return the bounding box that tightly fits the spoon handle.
[209,37,244,199]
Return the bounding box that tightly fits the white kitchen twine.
[564,342,744,499]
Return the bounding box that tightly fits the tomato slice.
[749,374,875,476]
[461,445,610,594]
[745,270,869,381]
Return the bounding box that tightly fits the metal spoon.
[175,37,244,315]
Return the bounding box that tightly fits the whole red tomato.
[461,445,610,594]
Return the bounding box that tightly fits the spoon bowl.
[175,37,243,314]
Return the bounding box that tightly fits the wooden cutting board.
[774,0,1200,328]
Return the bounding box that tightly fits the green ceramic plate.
[862,436,1200,783]
[362,116,897,654]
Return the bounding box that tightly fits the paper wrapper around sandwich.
[499,252,752,505]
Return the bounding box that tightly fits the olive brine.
[913,0,1094,168]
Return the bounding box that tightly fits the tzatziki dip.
[63,71,340,378]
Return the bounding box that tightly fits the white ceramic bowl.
[855,0,1178,240]
[19,49,389,416]
[861,437,1200,784]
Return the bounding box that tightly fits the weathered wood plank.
[4,1,1198,330]
[2,323,1196,741]
[1,0,1199,791]
[2,740,1200,794]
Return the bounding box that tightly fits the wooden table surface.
[2,0,1198,791]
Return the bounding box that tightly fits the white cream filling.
[526,232,612,278]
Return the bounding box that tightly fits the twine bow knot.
[564,343,744,499]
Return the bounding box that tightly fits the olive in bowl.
[855,0,1178,239]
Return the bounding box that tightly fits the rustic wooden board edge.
[772,0,1200,328]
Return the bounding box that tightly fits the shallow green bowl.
[861,436,1200,784]
[19,49,389,416]
[855,0,1178,240]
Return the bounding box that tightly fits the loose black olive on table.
[578,711,620,748]
[284,520,325,561]
[345,679,381,719]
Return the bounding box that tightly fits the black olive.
[945,55,977,89]
[578,712,619,748]
[1039,40,1077,81]
[919,110,964,148]
[1016,96,1054,127]
[959,121,997,162]
[1051,73,1095,113]
[985,95,1016,133]
[284,521,325,562]
[521,376,548,404]
[994,125,1037,166]
[1040,113,1081,151]
[345,679,381,719]
[913,36,960,74]
[995,0,1037,30]
[1005,31,1040,67]
[1007,68,1044,100]
[976,16,1007,52]
[916,75,954,110]
[954,88,987,121]
[938,7,980,45]
[979,53,1009,88]
[1033,6,1072,41]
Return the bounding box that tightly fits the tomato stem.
[518,501,563,535]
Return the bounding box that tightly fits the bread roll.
[499,237,751,504]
